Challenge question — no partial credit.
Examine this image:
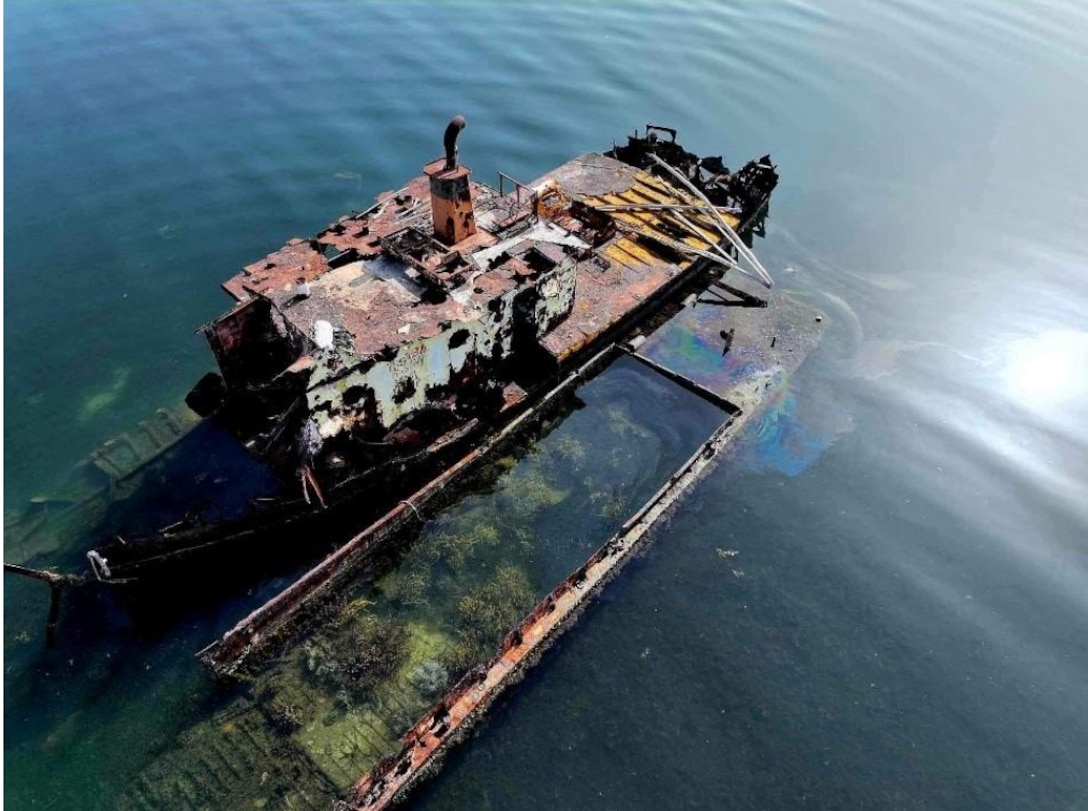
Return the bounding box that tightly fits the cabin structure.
[193,119,777,478]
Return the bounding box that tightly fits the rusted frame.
[3,563,126,647]
[622,348,739,413]
[496,171,534,208]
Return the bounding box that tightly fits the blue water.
[6,1,1088,808]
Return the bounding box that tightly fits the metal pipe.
[591,203,740,214]
[443,116,466,170]
[648,154,773,288]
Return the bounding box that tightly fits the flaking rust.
[69,117,780,584]
[193,119,776,475]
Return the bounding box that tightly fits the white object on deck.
[312,319,335,350]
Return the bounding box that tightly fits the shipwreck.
[8,118,829,810]
[14,117,779,586]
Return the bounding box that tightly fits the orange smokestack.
[424,115,476,246]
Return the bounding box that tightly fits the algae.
[499,467,569,519]
[456,565,534,640]
[381,558,432,607]
[288,622,456,785]
[603,402,652,441]
[426,521,501,572]
[552,434,587,466]
[300,613,408,701]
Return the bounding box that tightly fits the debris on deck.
[190,118,779,498]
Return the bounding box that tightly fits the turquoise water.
[6,1,1088,808]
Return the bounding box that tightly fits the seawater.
[6,1,1088,809]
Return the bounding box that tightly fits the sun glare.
[1002,330,1088,408]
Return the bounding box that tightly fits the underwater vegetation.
[457,564,534,645]
[382,558,433,607]
[443,564,535,674]
[426,521,501,573]
[257,672,316,733]
[497,467,569,520]
[602,403,654,441]
[409,659,449,698]
[551,434,587,467]
[590,487,631,521]
[298,600,409,703]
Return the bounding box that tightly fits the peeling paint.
[196,124,778,491]
[304,258,578,443]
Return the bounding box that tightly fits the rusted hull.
[188,287,825,811]
[94,415,486,585]
[104,274,824,811]
[81,124,826,811]
[196,122,777,496]
[200,192,777,676]
[10,125,781,622]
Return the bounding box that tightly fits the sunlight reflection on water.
[1001,329,1088,410]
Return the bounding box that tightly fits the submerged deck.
[341,291,824,811]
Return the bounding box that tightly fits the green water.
[6,1,1088,808]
